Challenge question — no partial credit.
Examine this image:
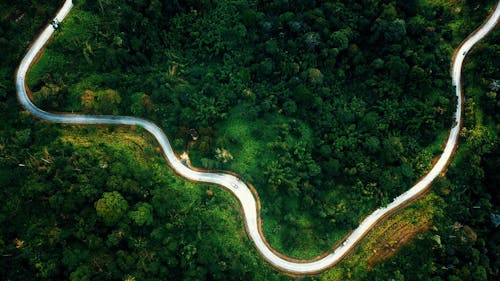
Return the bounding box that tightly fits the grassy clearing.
[59,125,154,161]
[218,116,272,180]
[263,214,347,259]
[190,103,310,182]
[27,48,66,87]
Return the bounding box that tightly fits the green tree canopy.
[95,191,129,226]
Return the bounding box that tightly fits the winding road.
[15,0,500,275]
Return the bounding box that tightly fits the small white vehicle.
[231,183,239,189]
[51,19,60,30]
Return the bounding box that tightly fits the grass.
[59,125,155,162]
[190,103,309,181]
[217,113,273,180]
[263,213,348,259]
[27,48,66,87]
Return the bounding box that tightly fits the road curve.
[16,0,500,275]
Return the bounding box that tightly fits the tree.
[81,89,95,112]
[383,19,406,42]
[95,89,121,115]
[95,191,129,226]
[397,0,420,16]
[34,83,64,109]
[364,136,381,154]
[307,68,324,85]
[382,136,404,164]
[129,202,153,226]
[409,65,425,83]
[329,28,350,51]
[69,265,92,281]
[386,55,409,82]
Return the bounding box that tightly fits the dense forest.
[1,0,498,280]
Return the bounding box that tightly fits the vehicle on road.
[51,19,60,29]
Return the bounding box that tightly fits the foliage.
[95,191,129,226]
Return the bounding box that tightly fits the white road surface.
[15,0,500,275]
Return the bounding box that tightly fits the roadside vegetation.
[1,0,498,280]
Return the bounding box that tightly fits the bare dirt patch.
[367,221,430,270]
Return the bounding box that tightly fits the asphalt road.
[15,0,500,275]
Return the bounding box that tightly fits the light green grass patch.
[56,9,99,49]
[27,48,66,87]
[212,104,312,181]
